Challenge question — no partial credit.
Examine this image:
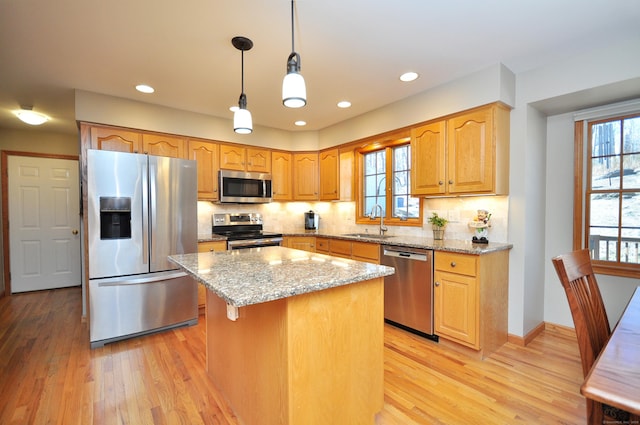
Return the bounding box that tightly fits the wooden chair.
[552,249,630,424]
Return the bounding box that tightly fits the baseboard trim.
[508,321,577,346]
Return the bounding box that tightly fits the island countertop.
[169,246,395,308]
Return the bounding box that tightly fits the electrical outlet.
[448,210,460,223]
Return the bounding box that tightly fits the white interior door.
[8,155,81,293]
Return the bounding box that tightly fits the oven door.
[227,237,283,250]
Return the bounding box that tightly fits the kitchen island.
[169,246,395,425]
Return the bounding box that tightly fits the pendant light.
[232,36,253,134]
[282,0,306,108]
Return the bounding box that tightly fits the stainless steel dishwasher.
[380,245,437,340]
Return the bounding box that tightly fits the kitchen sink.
[341,233,394,240]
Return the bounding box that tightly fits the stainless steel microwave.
[219,170,272,203]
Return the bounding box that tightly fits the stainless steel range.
[212,212,283,250]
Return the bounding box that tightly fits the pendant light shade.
[282,0,306,108]
[232,36,253,134]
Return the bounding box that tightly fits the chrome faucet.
[369,204,388,236]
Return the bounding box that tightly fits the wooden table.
[581,286,640,417]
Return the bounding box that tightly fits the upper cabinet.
[89,125,142,153]
[272,151,293,201]
[319,148,340,201]
[142,133,186,158]
[187,139,219,200]
[220,144,271,173]
[411,103,510,196]
[293,153,319,200]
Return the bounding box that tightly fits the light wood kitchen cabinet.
[411,103,510,196]
[316,237,379,264]
[284,236,315,252]
[187,139,219,200]
[339,149,354,201]
[272,151,293,201]
[293,153,319,200]
[89,124,142,153]
[434,249,508,358]
[197,241,227,310]
[319,148,340,201]
[219,144,271,173]
[142,133,186,158]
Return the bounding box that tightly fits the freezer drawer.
[89,271,198,348]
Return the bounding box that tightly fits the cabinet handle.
[209,248,214,252]
[435,281,440,287]
[449,180,454,184]
[450,262,456,267]
[438,180,444,185]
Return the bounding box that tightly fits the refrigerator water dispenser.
[100,197,132,239]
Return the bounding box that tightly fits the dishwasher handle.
[382,247,429,262]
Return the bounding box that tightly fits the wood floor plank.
[0,287,586,424]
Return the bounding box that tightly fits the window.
[579,112,640,276]
[356,136,422,226]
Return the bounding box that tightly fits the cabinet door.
[287,236,316,252]
[272,151,292,201]
[246,148,271,173]
[319,148,339,201]
[142,134,186,158]
[293,153,319,200]
[188,140,219,200]
[339,150,354,201]
[447,107,494,194]
[351,241,379,264]
[90,126,142,153]
[411,121,446,195]
[434,270,478,348]
[220,144,246,171]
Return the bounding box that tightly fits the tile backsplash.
[198,196,509,243]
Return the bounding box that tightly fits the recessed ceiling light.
[15,108,49,125]
[400,72,419,82]
[337,101,351,108]
[136,84,155,94]
[295,120,306,126]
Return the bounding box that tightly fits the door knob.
[72,229,79,235]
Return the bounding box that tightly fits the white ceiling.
[1,0,639,135]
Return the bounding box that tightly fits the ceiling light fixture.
[15,107,49,125]
[232,36,253,134]
[136,84,155,93]
[282,0,306,108]
[400,72,419,82]
[294,120,306,126]
[337,101,351,108]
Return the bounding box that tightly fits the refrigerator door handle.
[95,271,189,287]
[142,156,149,265]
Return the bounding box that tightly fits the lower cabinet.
[197,241,227,310]
[283,236,316,252]
[316,237,379,264]
[434,250,508,357]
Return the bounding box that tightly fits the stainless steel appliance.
[87,149,198,348]
[380,245,437,340]
[219,170,272,203]
[304,210,319,230]
[212,212,282,250]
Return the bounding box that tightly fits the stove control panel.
[213,212,263,226]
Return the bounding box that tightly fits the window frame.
[355,135,423,227]
[574,112,640,278]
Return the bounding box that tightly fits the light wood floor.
[0,287,586,424]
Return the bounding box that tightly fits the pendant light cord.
[241,49,245,95]
[290,0,295,53]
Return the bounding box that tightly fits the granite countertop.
[283,231,513,254]
[169,246,395,307]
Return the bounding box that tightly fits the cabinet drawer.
[329,239,352,257]
[435,252,477,277]
[316,237,330,253]
[351,241,379,263]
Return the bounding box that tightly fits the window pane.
[376,151,386,173]
[365,153,377,175]
[393,170,409,195]
[394,145,409,171]
[591,154,621,190]
[622,116,640,154]
[365,175,377,196]
[622,154,640,189]
[589,193,619,262]
[621,195,640,264]
[591,121,621,157]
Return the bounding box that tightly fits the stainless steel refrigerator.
[87,149,198,348]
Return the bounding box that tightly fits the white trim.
[573,98,640,122]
